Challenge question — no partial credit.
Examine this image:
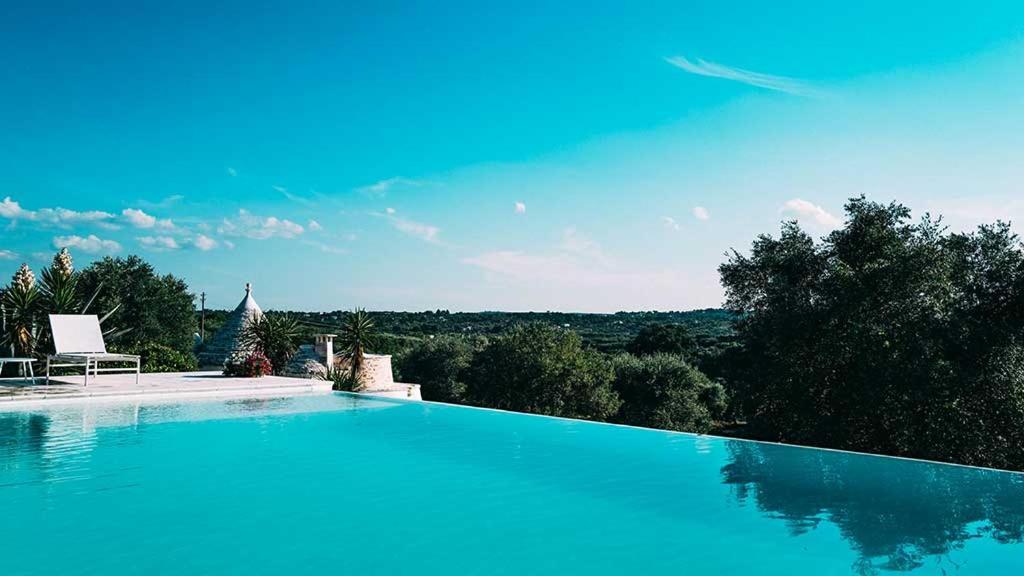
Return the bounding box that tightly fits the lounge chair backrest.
[50,314,107,354]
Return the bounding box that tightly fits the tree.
[719,196,1024,470]
[466,323,621,421]
[77,256,196,354]
[239,314,302,375]
[337,309,378,388]
[394,336,480,403]
[611,353,726,433]
[627,323,698,359]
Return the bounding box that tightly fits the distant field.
[199,309,738,353]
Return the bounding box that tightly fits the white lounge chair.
[46,314,140,386]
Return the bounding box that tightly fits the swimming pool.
[2,393,1022,575]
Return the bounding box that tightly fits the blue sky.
[2,1,1023,311]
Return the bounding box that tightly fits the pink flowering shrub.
[223,351,273,378]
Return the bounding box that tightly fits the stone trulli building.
[197,283,263,368]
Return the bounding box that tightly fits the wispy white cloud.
[559,227,609,264]
[273,185,317,207]
[53,234,121,254]
[662,216,681,231]
[1,197,116,228]
[692,206,710,221]
[463,236,684,306]
[308,219,322,232]
[781,198,842,229]
[514,201,527,214]
[665,56,815,96]
[392,216,441,244]
[375,208,442,244]
[302,239,348,255]
[138,194,184,210]
[192,234,217,251]
[357,177,423,197]
[218,209,305,240]
[0,249,17,260]
[122,208,174,230]
[137,235,180,251]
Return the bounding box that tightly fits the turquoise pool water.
[2,394,1022,575]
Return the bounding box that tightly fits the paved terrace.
[0,371,422,404]
[0,371,332,403]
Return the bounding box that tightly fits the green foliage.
[239,314,302,375]
[77,256,196,354]
[466,323,621,421]
[111,342,198,373]
[373,333,423,356]
[611,353,726,433]
[394,336,482,403]
[720,196,1024,470]
[626,324,698,359]
[39,249,79,315]
[1,264,41,358]
[319,366,361,392]
[271,308,737,353]
[337,309,378,382]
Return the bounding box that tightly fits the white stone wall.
[359,354,394,390]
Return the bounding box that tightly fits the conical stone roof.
[197,283,264,368]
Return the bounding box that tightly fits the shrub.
[394,336,479,403]
[466,323,621,421]
[112,342,198,373]
[611,353,726,434]
[627,324,698,359]
[223,351,272,378]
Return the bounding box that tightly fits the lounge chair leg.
[84,359,89,387]
[45,357,50,385]
[27,361,34,383]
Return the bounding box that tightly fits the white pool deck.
[0,371,421,405]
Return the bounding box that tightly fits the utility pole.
[200,292,206,342]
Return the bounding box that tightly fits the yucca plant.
[39,248,78,314]
[1,264,41,358]
[239,314,302,375]
[337,308,377,390]
[318,365,361,392]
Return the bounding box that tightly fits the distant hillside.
[199,308,738,354]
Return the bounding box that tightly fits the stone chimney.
[315,334,337,368]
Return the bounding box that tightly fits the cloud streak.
[1,197,116,228]
[375,209,442,245]
[53,234,122,254]
[665,56,815,96]
[218,209,305,240]
[357,177,424,197]
[781,198,842,229]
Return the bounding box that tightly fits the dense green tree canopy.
[394,336,480,403]
[611,353,726,433]
[626,324,699,359]
[719,197,1024,470]
[466,323,622,421]
[77,256,196,354]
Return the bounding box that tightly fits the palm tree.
[337,309,377,390]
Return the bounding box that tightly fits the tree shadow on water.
[721,441,1024,574]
